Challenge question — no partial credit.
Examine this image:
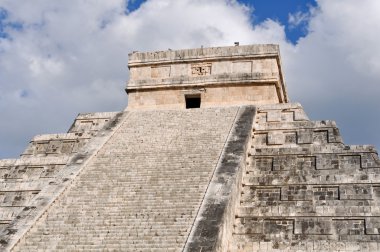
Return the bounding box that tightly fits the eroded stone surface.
[1,44,379,252]
[0,112,121,251]
[229,103,380,252]
[126,45,288,110]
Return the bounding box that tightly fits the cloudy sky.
[0,0,379,158]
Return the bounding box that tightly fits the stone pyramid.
[0,44,379,251]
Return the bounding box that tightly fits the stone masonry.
[0,112,124,250]
[126,44,288,110]
[230,103,380,251]
[12,108,240,251]
[0,44,379,251]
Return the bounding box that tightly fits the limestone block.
[297,129,313,144]
[266,110,281,122]
[267,131,285,145]
[231,102,380,251]
[294,218,332,235]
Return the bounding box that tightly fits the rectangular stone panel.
[256,112,267,124]
[297,156,317,170]
[297,129,313,144]
[24,166,44,179]
[293,109,309,121]
[1,166,27,179]
[169,63,188,77]
[252,58,278,75]
[295,218,332,235]
[8,166,44,179]
[281,111,294,122]
[235,218,263,234]
[254,157,273,171]
[266,110,281,122]
[339,155,361,170]
[71,140,87,153]
[361,153,380,169]
[340,184,372,200]
[151,66,171,78]
[129,66,150,81]
[316,154,339,170]
[35,142,49,154]
[333,219,365,235]
[273,156,297,171]
[191,63,211,76]
[328,128,342,143]
[0,165,56,180]
[267,131,285,145]
[313,130,329,144]
[69,115,116,133]
[255,187,281,202]
[232,61,252,73]
[60,141,76,154]
[263,219,294,234]
[312,186,340,200]
[46,140,62,154]
[282,185,311,201]
[252,133,267,146]
[75,120,93,132]
[283,132,296,144]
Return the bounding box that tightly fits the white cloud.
[288,11,311,29]
[284,0,380,147]
[0,0,379,158]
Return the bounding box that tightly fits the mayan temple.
[1,44,380,251]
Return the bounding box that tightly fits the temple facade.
[0,44,379,251]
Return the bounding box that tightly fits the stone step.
[13,107,239,251]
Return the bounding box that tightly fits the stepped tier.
[229,103,380,252]
[1,44,378,252]
[0,112,122,251]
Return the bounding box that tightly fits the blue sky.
[125,0,317,44]
[0,0,380,158]
[242,0,317,43]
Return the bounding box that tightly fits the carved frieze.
[191,63,211,76]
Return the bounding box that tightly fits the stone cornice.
[128,44,280,67]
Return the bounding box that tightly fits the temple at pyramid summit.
[1,44,380,251]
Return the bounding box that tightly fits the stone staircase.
[229,103,380,251]
[3,102,379,251]
[0,112,121,250]
[11,107,239,251]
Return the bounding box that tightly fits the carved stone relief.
[191,63,211,76]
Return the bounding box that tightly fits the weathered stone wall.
[2,44,379,252]
[229,103,380,252]
[126,45,288,110]
[127,84,279,110]
[0,112,122,251]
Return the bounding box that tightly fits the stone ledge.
[128,44,279,65]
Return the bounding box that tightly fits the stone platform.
[230,103,380,252]
[1,44,379,251]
